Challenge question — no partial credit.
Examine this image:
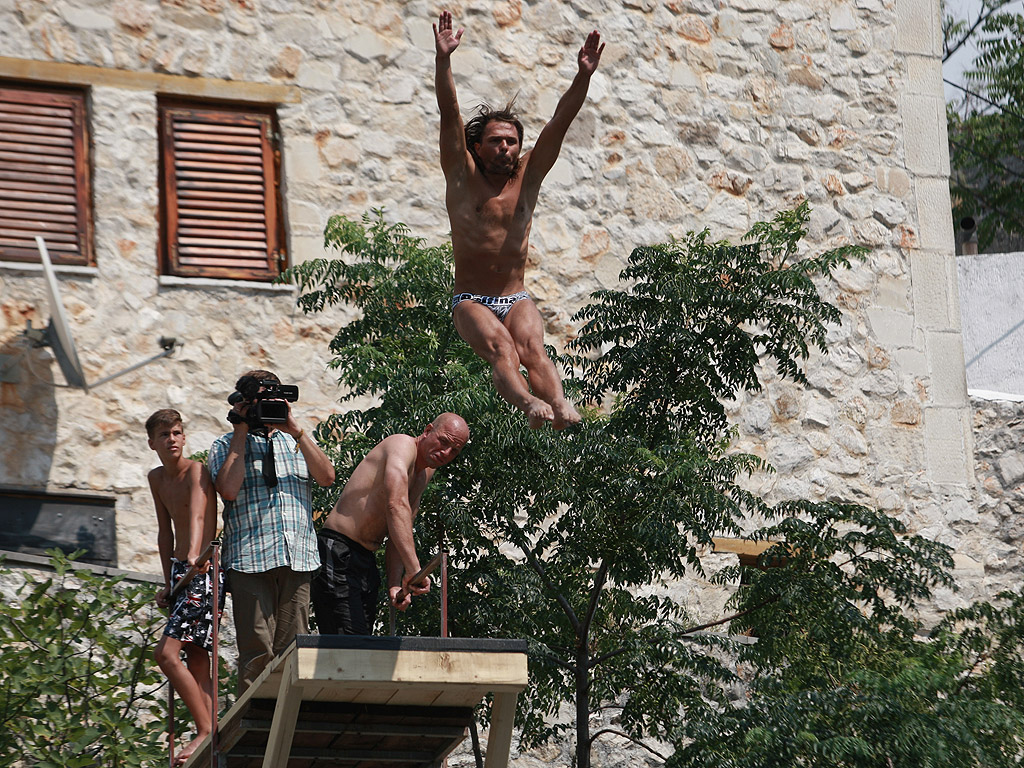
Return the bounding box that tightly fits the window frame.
[158,98,286,281]
[0,82,94,266]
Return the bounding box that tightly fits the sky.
[941,0,1024,104]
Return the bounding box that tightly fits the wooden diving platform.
[182,635,529,768]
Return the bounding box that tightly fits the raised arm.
[211,425,247,502]
[433,10,468,176]
[284,407,336,488]
[526,30,604,182]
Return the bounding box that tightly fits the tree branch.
[591,646,631,667]
[588,728,669,760]
[942,0,1016,62]
[679,595,779,636]
[581,560,610,643]
[516,539,581,633]
[533,648,578,674]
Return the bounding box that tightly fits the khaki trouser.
[228,567,312,694]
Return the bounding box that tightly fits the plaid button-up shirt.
[208,430,320,574]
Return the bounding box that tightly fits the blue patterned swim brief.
[451,290,530,321]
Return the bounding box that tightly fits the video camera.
[227,376,299,429]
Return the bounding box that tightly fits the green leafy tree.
[0,550,167,768]
[285,207,1024,766]
[674,529,1024,767]
[944,1,1024,250]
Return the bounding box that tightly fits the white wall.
[957,251,1024,400]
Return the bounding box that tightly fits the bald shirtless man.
[311,413,470,635]
[433,10,604,430]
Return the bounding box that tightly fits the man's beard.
[489,156,520,180]
[480,153,520,179]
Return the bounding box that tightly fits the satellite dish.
[36,236,90,392]
[21,236,181,391]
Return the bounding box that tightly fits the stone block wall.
[0,0,982,603]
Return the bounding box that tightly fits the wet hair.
[464,99,524,162]
[146,408,183,438]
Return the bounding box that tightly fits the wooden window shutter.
[159,101,284,280]
[0,85,93,266]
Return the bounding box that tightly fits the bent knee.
[467,333,518,365]
[154,642,174,667]
[514,337,550,366]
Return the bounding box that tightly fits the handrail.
[388,551,444,636]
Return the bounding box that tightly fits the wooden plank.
[173,120,265,135]
[0,182,77,200]
[296,648,529,690]
[429,689,496,708]
[178,207,267,220]
[711,537,779,556]
[382,687,444,707]
[233,745,438,762]
[0,198,78,214]
[240,718,467,740]
[262,653,302,768]
[484,692,519,768]
[349,688,399,705]
[0,120,73,140]
[0,56,300,103]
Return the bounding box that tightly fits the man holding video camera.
[208,369,336,692]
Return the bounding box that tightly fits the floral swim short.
[164,557,224,652]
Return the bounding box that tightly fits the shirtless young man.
[433,10,604,430]
[311,413,470,635]
[146,409,220,766]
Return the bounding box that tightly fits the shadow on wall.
[956,250,1024,399]
[0,338,59,486]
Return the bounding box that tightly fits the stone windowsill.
[159,275,297,293]
[0,261,99,277]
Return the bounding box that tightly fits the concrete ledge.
[0,549,161,585]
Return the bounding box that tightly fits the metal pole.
[439,527,448,768]
[211,540,221,764]
[440,551,448,639]
[167,683,175,768]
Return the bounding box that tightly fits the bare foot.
[174,734,207,766]
[524,399,555,429]
[551,399,581,430]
